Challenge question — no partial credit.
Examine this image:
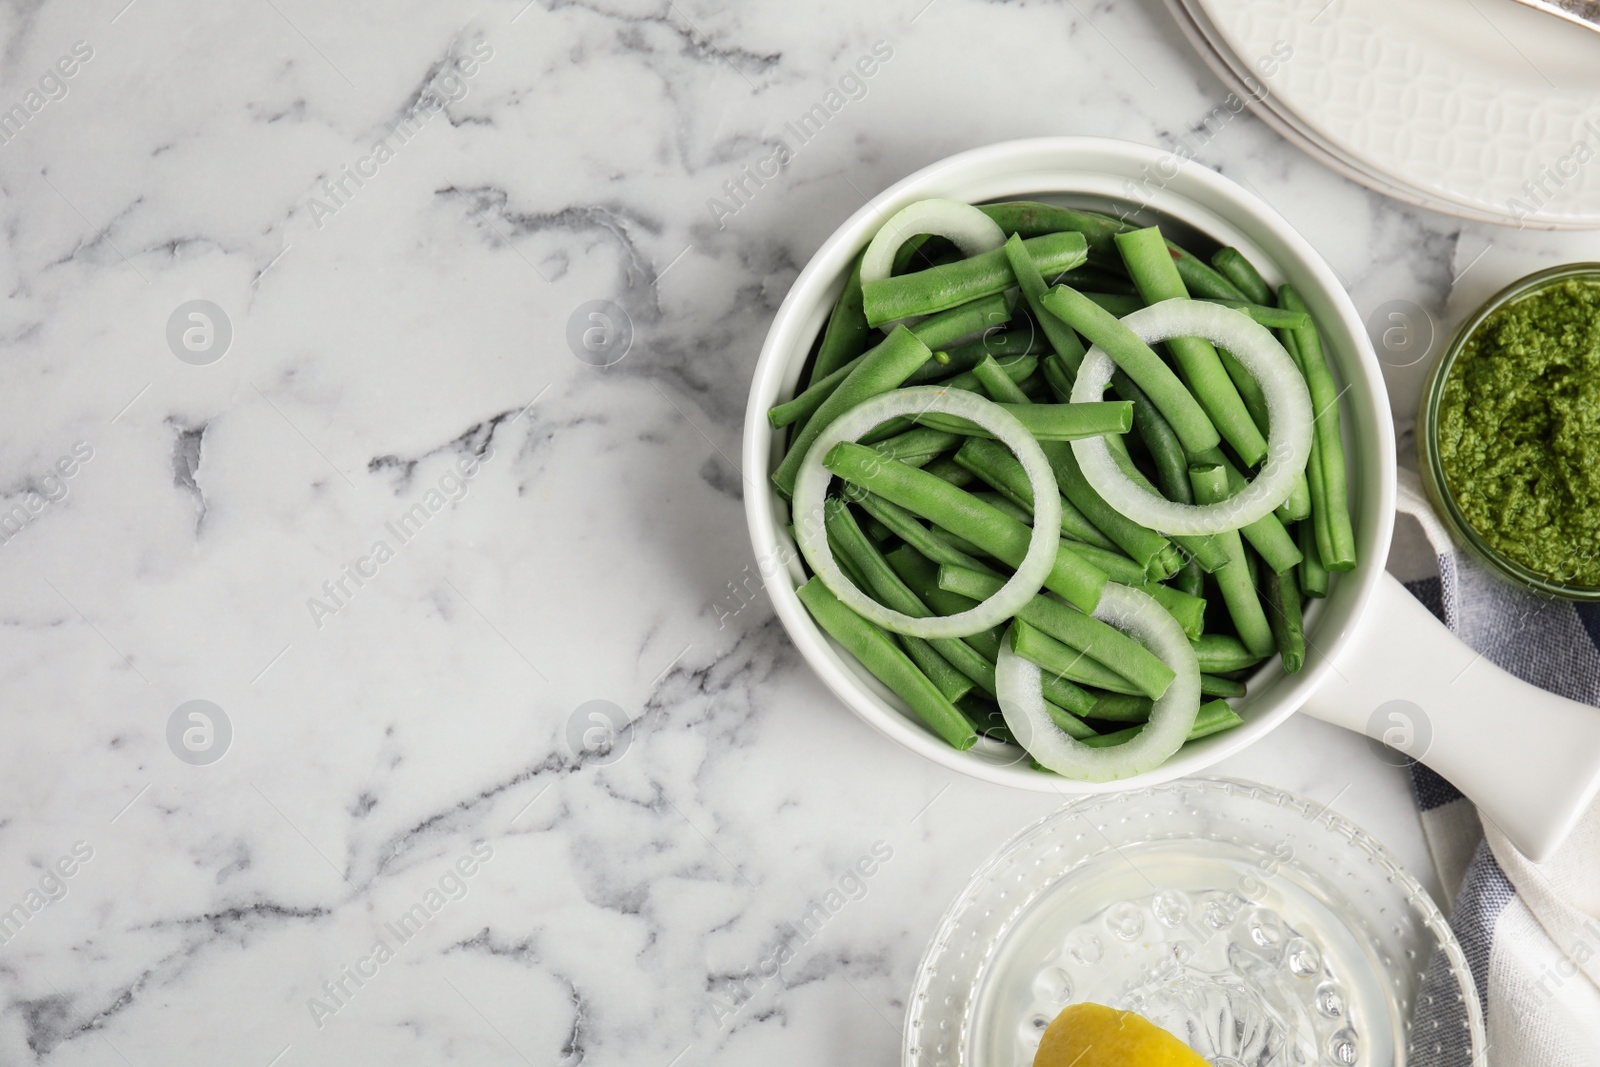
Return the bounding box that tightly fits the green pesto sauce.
[1437,278,1600,585]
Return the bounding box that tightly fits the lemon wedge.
[1033,1002,1207,1067]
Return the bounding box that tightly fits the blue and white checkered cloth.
[1398,472,1600,1066]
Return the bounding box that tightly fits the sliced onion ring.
[792,386,1061,639]
[859,199,1007,286]
[1070,299,1313,535]
[996,584,1200,781]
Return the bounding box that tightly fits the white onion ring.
[1070,299,1313,535]
[792,386,1061,639]
[996,584,1200,781]
[859,199,1007,286]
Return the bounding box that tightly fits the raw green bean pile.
[768,199,1358,776]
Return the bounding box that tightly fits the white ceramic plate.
[1170,0,1600,229]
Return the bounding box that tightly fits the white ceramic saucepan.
[743,138,1600,862]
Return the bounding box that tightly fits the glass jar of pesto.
[1419,263,1600,600]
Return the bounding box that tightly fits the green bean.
[1144,581,1206,640]
[1041,676,1099,718]
[1203,673,1248,698]
[915,292,1018,348]
[1278,285,1356,571]
[796,578,975,749]
[1074,663,1149,696]
[939,566,1177,699]
[922,455,975,487]
[824,441,1107,611]
[770,357,857,430]
[1263,565,1306,673]
[856,492,995,575]
[1043,441,1185,580]
[1216,348,1270,435]
[966,694,1094,742]
[1009,620,1148,701]
[1210,247,1272,305]
[1113,368,1192,504]
[1094,441,1231,573]
[1089,673,1244,723]
[1208,458,1303,574]
[772,325,934,497]
[1192,633,1268,674]
[1088,692,1154,722]
[769,293,1009,428]
[957,693,1013,741]
[1057,267,1140,296]
[1168,243,1247,301]
[1039,672,1099,715]
[869,427,962,465]
[958,446,1117,550]
[1043,700,1099,738]
[863,515,894,543]
[972,699,1090,742]
[1298,519,1329,598]
[863,232,1089,326]
[1205,298,1309,330]
[911,401,1132,443]
[977,200,1129,253]
[976,541,1201,635]
[1038,284,1221,456]
[1053,533,1169,587]
[1080,699,1243,747]
[857,355,1038,445]
[809,254,872,385]
[963,354,1026,407]
[975,688,1098,739]
[891,232,935,275]
[1276,471,1313,523]
[1115,227,1266,466]
[1013,544,1202,640]
[1189,465,1275,657]
[1227,326,1310,522]
[928,514,987,555]
[1017,371,1051,402]
[1040,351,1078,403]
[827,503,1014,700]
[1082,292,1144,318]
[1173,558,1205,600]
[1001,234,1092,372]
[826,513,974,703]
[830,519,874,590]
[910,329,1046,383]
[884,546,1005,662]
[1045,353,1218,577]
[1220,345,1314,526]
[969,483,1120,555]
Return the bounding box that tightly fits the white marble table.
[2,0,1596,1063]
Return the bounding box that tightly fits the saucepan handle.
[1299,571,1600,862]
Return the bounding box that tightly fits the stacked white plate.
[1165,0,1600,228]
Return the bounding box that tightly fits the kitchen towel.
[1398,469,1600,1067]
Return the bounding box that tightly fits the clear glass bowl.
[1417,263,1600,601]
[904,778,1483,1067]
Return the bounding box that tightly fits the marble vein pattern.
[0,0,1594,1063]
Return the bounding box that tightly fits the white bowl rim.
[742,136,1396,793]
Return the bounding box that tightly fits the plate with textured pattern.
[1169,0,1600,228]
